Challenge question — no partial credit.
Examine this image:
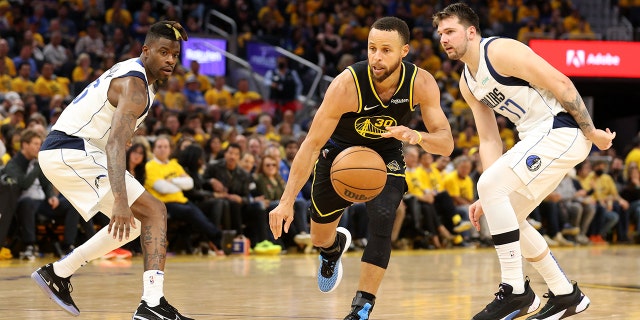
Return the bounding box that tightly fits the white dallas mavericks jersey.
[462,37,566,140]
[52,58,155,151]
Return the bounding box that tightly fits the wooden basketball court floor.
[1,245,639,319]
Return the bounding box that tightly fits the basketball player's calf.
[344,181,401,320]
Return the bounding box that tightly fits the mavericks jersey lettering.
[328,60,418,153]
[52,58,154,151]
[462,37,566,139]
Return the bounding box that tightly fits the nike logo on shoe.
[143,306,181,320]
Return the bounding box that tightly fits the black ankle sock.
[357,291,376,302]
[320,234,341,258]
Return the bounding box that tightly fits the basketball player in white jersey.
[30,21,193,320]
[434,3,615,320]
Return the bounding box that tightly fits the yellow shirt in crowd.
[144,158,189,204]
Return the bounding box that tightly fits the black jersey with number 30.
[327,60,418,153]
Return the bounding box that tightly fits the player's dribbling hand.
[469,200,484,231]
[108,201,137,241]
[268,203,293,240]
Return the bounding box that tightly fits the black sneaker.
[526,281,590,319]
[317,227,352,293]
[31,263,80,316]
[344,292,375,320]
[133,297,193,320]
[473,278,541,320]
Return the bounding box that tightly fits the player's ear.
[402,43,410,58]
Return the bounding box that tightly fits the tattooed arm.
[488,38,616,150]
[105,76,149,241]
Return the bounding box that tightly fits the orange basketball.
[330,146,387,202]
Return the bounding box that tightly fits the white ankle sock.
[530,251,573,295]
[142,270,164,307]
[496,241,525,294]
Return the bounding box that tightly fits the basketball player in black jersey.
[269,17,453,319]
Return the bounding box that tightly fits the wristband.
[413,130,422,144]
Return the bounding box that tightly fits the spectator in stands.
[620,163,640,242]
[71,53,93,85]
[577,160,619,244]
[55,3,78,44]
[403,145,455,249]
[0,39,15,77]
[105,0,133,33]
[538,190,576,247]
[202,143,269,247]
[162,76,187,112]
[12,45,38,80]
[74,21,105,66]
[624,136,640,177]
[264,55,303,119]
[233,78,262,107]
[204,76,234,112]
[5,129,85,259]
[183,75,207,112]
[257,0,285,38]
[204,133,224,165]
[43,31,72,78]
[254,154,310,251]
[442,155,479,243]
[33,62,70,103]
[11,63,34,95]
[186,60,211,93]
[145,135,223,254]
[177,144,230,234]
[592,160,630,242]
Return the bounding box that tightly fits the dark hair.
[126,143,147,184]
[177,144,204,176]
[433,2,481,35]
[144,21,188,45]
[226,142,242,153]
[371,17,410,45]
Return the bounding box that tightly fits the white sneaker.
[554,233,575,246]
[575,234,591,245]
[528,218,542,230]
[543,234,559,247]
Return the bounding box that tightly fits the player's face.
[143,38,181,83]
[367,29,408,83]
[437,17,471,61]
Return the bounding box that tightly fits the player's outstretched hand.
[381,125,421,144]
[269,203,293,239]
[108,201,137,241]
[589,128,616,151]
[469,200,484,231]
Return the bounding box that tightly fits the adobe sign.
[529,39,640,78]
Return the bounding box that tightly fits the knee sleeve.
[361,177,404,269]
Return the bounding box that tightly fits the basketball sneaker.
[526,281,590,320]
[344,291,375,320]
[132,297,193,320]
[317,226,351,293]
[31,263,80,316]
[472,278,541,320]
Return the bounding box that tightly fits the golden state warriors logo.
[354,115,397,139]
